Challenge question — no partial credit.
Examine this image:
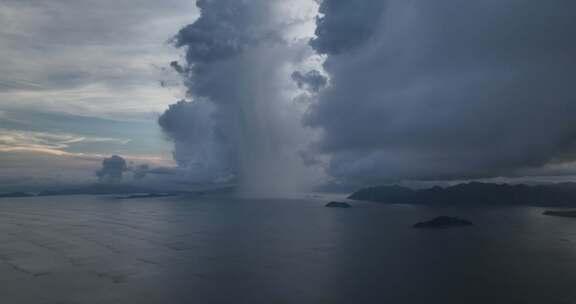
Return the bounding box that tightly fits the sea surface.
[0,195,576,303]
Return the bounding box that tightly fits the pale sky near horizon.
[0,0,199,186]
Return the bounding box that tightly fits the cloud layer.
[306,0,576,184]
[0,0,196,118]
[0,0,186,187]
[160,0,321,194]
[6,0,576,190]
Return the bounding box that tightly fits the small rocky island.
[413,216,473,229]
[116,193,178,200]
[325,201,352,208]
[543,210,576,218]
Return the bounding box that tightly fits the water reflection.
[0,196,576,303]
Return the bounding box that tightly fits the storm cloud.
[96,155,128,183]
[311,0,387,55]
[306,0,576,184]
[160,0,320,194]
[158,100,233,183]
[291,70,328,93]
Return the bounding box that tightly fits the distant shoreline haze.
[349,182,576,207]
[0,183,234,199]
[5,181,576,208]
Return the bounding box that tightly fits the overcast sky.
[0,0,199,187]
[307,0,576,185]
[2,0,576,191]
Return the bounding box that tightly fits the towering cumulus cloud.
[307,0,576,184]
[96,155,128,183]
[158,100,232,183]
[160,0,320,195]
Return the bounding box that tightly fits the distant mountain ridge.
[349,182,576,206]
[0,183,235,199]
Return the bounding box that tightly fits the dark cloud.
[160,0,320,193]
[158,100,233,182]
[311,0,387,55]
[170,61,186,74]
[96,155,128,183]
[174,0,276,63]
[307,0,576,184]
[291,70,327,93]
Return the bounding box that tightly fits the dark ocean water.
[0,195,576,303]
